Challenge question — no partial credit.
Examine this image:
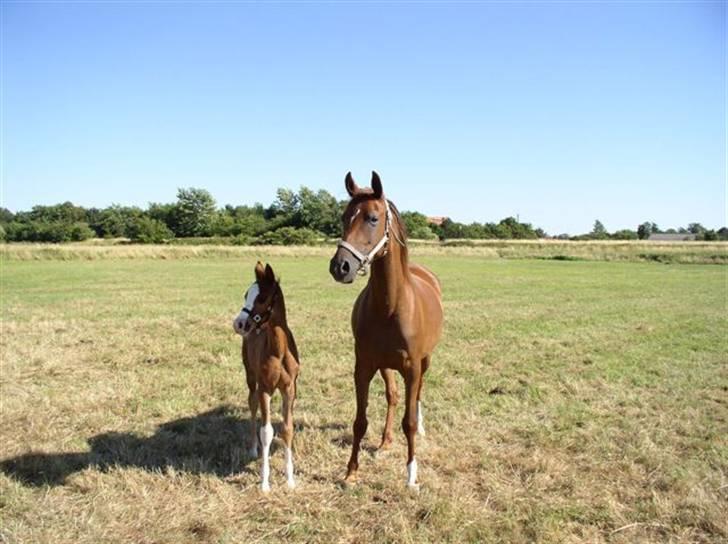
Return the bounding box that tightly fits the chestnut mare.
[329,172,443,489]
[232,262,300,492]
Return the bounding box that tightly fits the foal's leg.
[258,391,274,492]
[416,355,430,436]
[378,368,399,451]
[243,346,259,458]
[280,383,296,489]
[345,360,376,482]
[247,385,259,458]
[402,365,422,489]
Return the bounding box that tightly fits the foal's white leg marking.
[416,401,426,436]
[407,458,419,489]
[285,447,295,489]
[259,396,273,492]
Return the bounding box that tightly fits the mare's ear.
[254,261,265,283]
[345,172,359,197]
[371,171,383,199]
[264,263,276,285]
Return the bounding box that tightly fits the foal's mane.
[271,279,288,324]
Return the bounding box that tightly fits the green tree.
[401,212,436,239]
[0,207,15,223]
[298,187,341,236]
[174,188,217,237]
[591,220,608,240]
[637,222,653,240]
[687,223,706,235]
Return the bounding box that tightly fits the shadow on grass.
[1,405,264,487]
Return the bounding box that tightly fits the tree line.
[0,187,724,243]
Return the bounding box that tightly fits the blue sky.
[2,1,725,234]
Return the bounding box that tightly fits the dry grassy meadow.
[1,243,726,543]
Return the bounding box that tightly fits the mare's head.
[329,171,403,283]
[232,262,281,335]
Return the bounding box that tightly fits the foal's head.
[330,171,404,283]
[232,262,282,335]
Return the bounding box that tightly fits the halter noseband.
[337,198,395,275]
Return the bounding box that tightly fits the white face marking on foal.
[233,282,259,336]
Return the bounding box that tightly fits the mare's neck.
[369,240,409,315]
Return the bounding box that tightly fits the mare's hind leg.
[403,363,423,490]
[280,383,296,489]
[378,368,399,450]
[416,355,430,436]
[346,359,376,482]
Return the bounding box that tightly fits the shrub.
[69,222,96,241]
[410,225,438,240]
[254,227,322,245]
[128,217,174,244]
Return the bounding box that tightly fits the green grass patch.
[1,255,726,543]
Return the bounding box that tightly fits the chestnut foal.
[232,262,300,492]
[329,171,443,489]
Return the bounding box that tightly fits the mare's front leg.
[416,355,430,436]
[258,390,274,492]
[378,368,399,450]
[402,363,422,490]
[280,382,296,489]
[345,358,375,482]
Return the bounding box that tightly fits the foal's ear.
[264,263,276,284]
[254,261,265,283]
[371,171,383,199]
[345,171,359,197]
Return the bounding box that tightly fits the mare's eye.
[368,214,379,225]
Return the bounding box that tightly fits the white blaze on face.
[232,282,260,335]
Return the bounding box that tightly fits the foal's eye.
[368,214,379,225]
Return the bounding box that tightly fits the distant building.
[427,216,448,226]
[648,233,697,241]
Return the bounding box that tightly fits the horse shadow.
[0,405,263,487]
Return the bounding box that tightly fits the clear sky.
[1,1,725,235]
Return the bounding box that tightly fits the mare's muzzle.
[329,247,358,284]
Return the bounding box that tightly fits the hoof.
[417,426,426,436]
[343,471,358,488]
[287,479,296,490]
[407,482,420,494]
[374,441,392,458]
[261,482,271,493]
[247,447,259,459]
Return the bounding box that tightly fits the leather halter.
[248,288,278,330]
[336,198,393,275]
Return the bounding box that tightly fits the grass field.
[1,246,726,543]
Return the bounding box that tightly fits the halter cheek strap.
[337,198,392,274]
[249,289,278,329]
